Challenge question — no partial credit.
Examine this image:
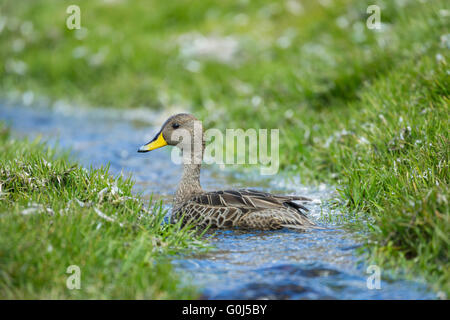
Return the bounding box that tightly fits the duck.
[138,113,317,230]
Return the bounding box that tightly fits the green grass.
[0,0,449,296]
[325,53,449,294]
[0,125,207,299]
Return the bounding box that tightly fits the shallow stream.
[0,101,434,299]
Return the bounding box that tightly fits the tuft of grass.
[0,124,207,299]
[328,52,449,294]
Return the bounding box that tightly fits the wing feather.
[188,188,314,227]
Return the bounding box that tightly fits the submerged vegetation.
[0,0,449,295]
[0,124,206,298]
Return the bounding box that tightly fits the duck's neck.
[174,162,202,208]
[173,128,205,208]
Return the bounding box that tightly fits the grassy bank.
[1,0,448,295]
[0,124,205,299]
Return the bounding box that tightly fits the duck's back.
[171,189,317,230]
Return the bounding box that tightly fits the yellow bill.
[138,132,167,153]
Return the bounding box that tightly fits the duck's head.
[138,113,200,153]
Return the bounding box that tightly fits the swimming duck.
[138,113,317,230]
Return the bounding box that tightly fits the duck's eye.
[172,123,180,129]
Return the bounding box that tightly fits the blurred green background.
[1,0,443,112]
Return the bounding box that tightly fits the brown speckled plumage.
[172,188,316,230]
[139,113,318,231]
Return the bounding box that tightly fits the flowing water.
[0,100,435,299]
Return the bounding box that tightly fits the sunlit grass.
[0,125,208,299]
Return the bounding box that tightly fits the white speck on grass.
[324,136,333,148]
[111,183,119,196]
[436,53,445,63]
[20,203,50,216]
[72,46,88,59]
[94,207,123,227]
[284,109,294,118]
[324,129,353,148]
[336,16,350,29]
[318,0,332,7]
[378,114,387,125]
[5,59,27,75]
[352,22,366,43]
[7,17,20,31]
[285,0,303,15]
[395,0,408,8]
[178,33,239,64]
[21,207,40,215]
[0,16,6,34]
[258,3,281,18]
[89,47,109,67]
[301,42,335,66]
[251,95,262,107]
[73,198,85,207]
[233,13,249,26]
[276,28,297,49]
[440,34,450,49]
[204,99,216,111]
[303,127,310,140]
[20,21,34,37]
[439,10,450,18]
[12,38,25,52]
[185,60,202,73]
[74,27,88,40]
[98,187,108,202]
[232,79,253,95]
[358,136,370,145]
[276,36,292,49]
